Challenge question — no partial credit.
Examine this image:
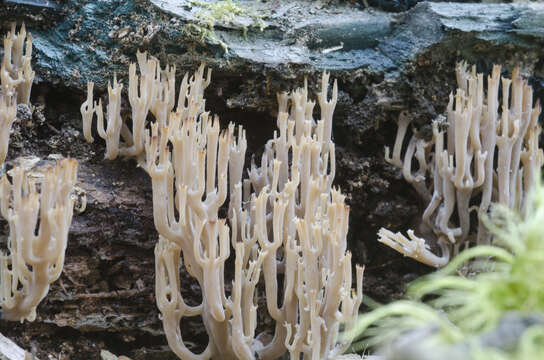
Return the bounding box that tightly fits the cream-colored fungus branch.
[0,97,16,167]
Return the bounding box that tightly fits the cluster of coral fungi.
[81,50,364,359]
[382,63,543,267]
[0,24,78,324]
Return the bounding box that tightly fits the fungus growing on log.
[80,46,364,358]
[0,23,34,168]
[381,63,543,267]
[81,51,210,161]
[0,159,78,322]
[1,23,34,106]
[148,71,363,360]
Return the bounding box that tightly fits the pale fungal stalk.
[0,96,16,167]
[0,159,78,322]
[381,62,543,267]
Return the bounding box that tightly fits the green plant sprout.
[345,172,544,359]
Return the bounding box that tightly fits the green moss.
[183,0,265,53]
[346,174,544,359]
[182,22,229,52]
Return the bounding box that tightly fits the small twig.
[364,259,402,270]
[321,42,344,54]
[46,123,60,134]
[0,332,35,360]
[73,288,147,300]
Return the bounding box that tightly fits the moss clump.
[346,174,544,359]
[183,0,265,53]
